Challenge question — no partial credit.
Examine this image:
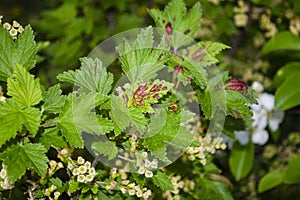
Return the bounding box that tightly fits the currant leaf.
[0,99,41,147]
[116,26,169,83]
[0,143,48,183]
[7,64,42,108]
[57,57,113,95]
[0,25,37,81]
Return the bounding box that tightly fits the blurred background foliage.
[1,0,300,199]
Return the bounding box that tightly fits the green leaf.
[111,95,131,131]
[0,25,37,81]
[144,110,193,161]
[39,128,67,150]
[91,140,117,160]
[116,27,169,83]
[199,178,233,200]
[149,0,202,40]
[275,71,300,110]
[42,84,66,113]
[152,171,174,190]
[226,90,254,118]
[58,93,112,148]
[0,143,48,182]
[147,109,167,137]
[284,156,300,184]
[57,57,113,95]
[258,171,285,193]
[49,177,63,188]
[0,100,41,147]
[7,65,42,108]
[68,181,80,194]
[273,62,300,87]
[229,141,254,181]
[262,31,300,55]
[198,41,230,57]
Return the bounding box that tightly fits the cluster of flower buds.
[225,78,248,93]
[48,160,64,176]
[0,165,14,190]
[120,181,152,199]
[260,12,277,38]
[162,175,190,200]
[44,185,61,200]
[136,152,158,178]
[69,156,96,183]
[186,134,226,165]
[110,168,152,199]
[233,0,249,27]
[0,16,24,39]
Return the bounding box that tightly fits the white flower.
[9,28,18,37]
[88,167,96,176]
[85,174,94,182]
[143,190,152,199]
[17,26,24,33]
[78,165,87,174]
[145,170,153,178]
[136,190,143,197]
[251,93,284,131]
[12,20,20,28]
[0,96,6,102]
[150,159,158,169]
[54,191,60,198]
[84,161,91,168]
[77,175,86,183]
[234,91,284,146]
[72,168,80,176]
[0,171,6,179]
[77,156,85,164]
[144,160,151,168]
[60,149,69,155]
[3,22,11,30]
[138,167,145,175]
[128,189,135,195]
[142,152,148,159]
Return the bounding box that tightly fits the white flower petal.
[234,130,250,145]
[252,109,268,130]
[250,103,262,112]
[252,129,269,145]
[259,93,274,111]
[251,81,264,93]
[268,110,285,131]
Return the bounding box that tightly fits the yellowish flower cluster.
[162,175,195,200]
[48,160,64,175]
[0,86,6,102]
[69,156,96,183]
[208,0,220,6]
[186,134,226,165]
[260,12,277,38]
[0,165,14,190]
[136,152,158,178]
[0,17,24,39]
[263,133,300,172]
[289,17,300,36]
[195,18,215,39]
[233,0,249,27]
[44,185,61,200]
[110,168,152,199]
